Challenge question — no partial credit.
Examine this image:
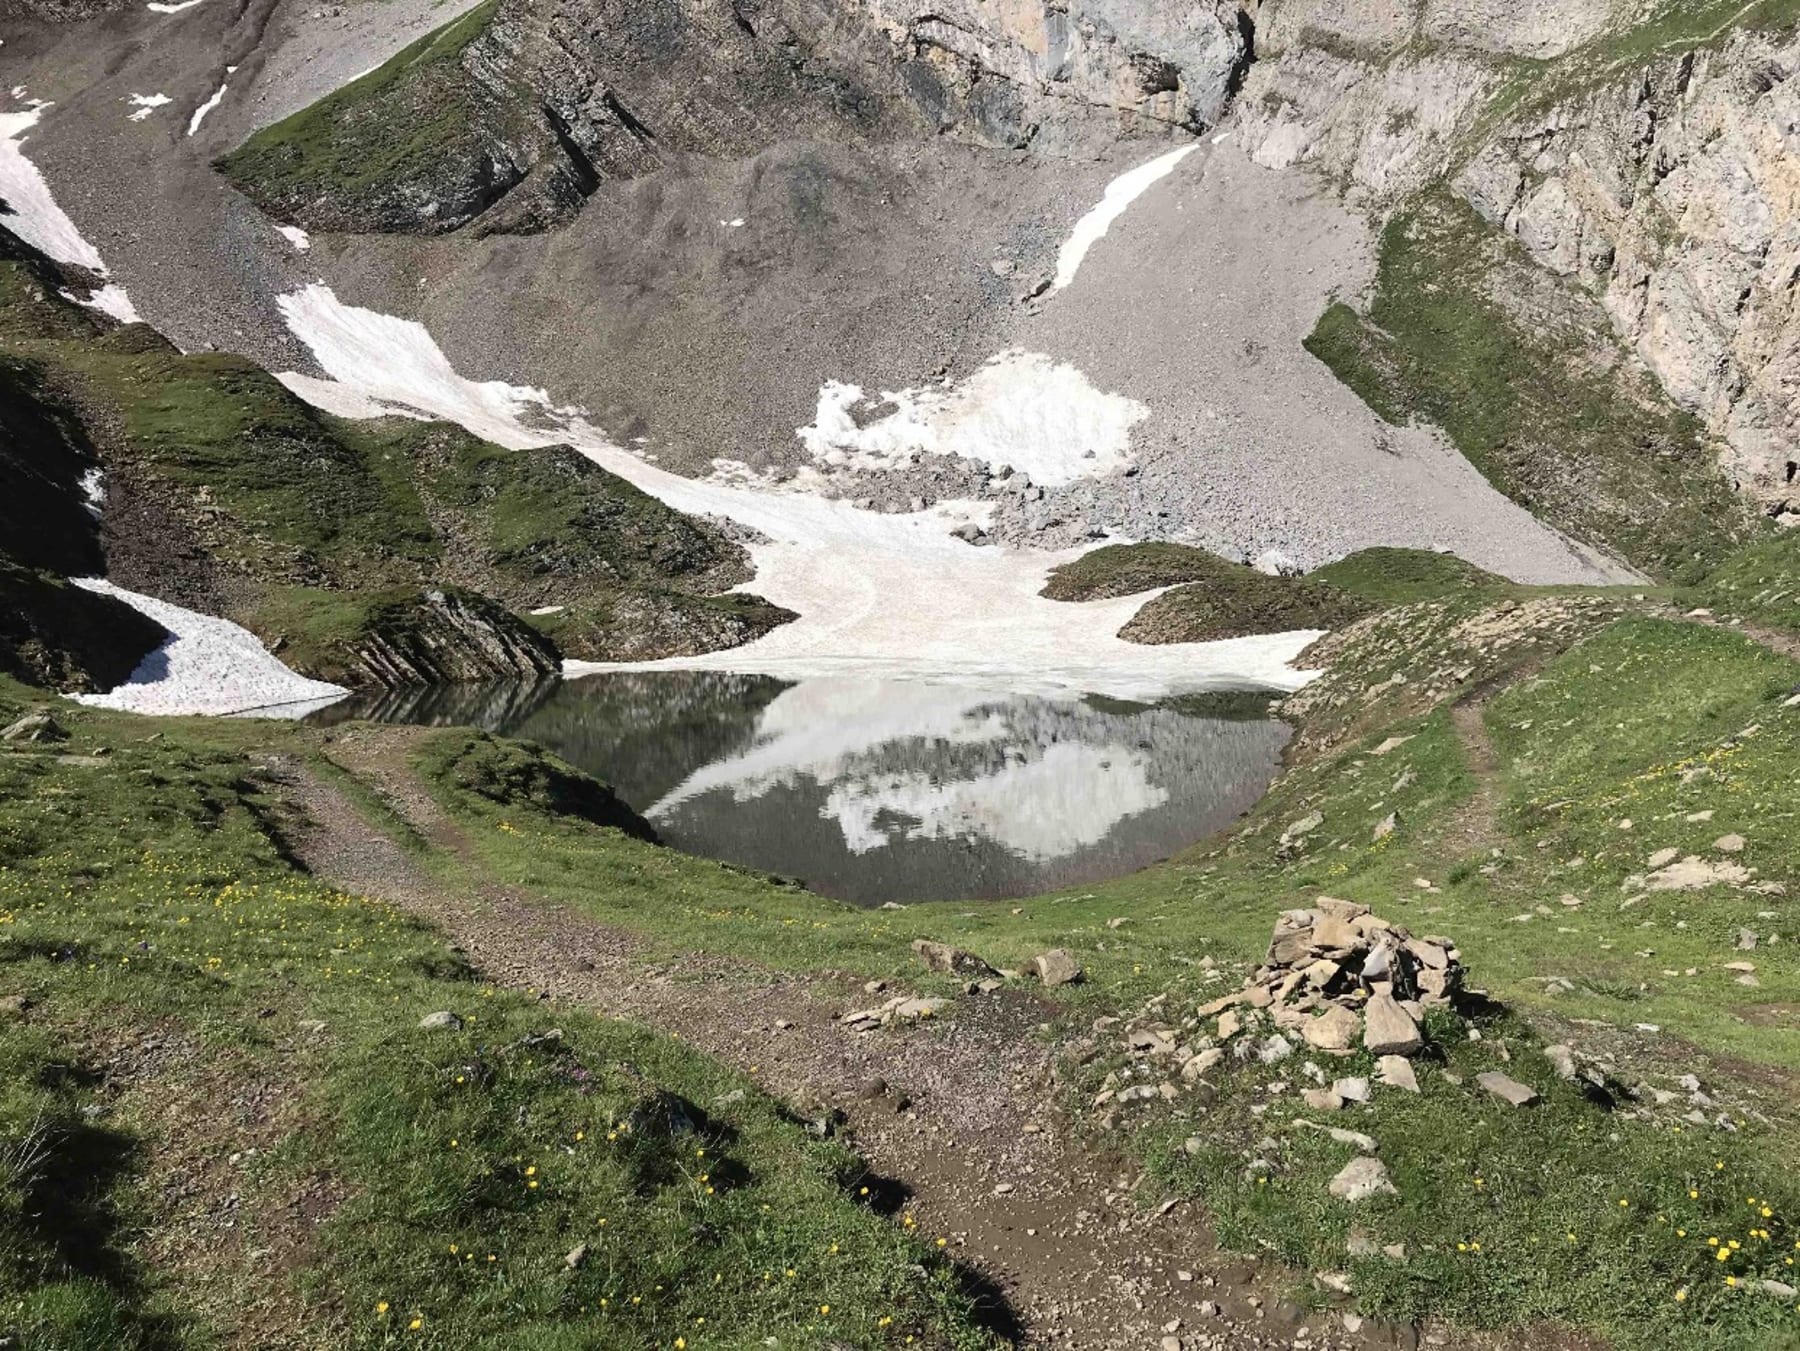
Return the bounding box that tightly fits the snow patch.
[1052,144,1199,293]
[79,468,105,519]
[276,224,311,251]
[63,284,141,324]
[187,82,227,136]
[0,100,108,272]
[68,579,348,718]
[720,217,746,228]
[146,0,206,11]
[127,93,172,121]
[798,349,1148,487]
[273,283,1322,700]
[528,605,564,616]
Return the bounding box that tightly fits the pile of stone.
[1201,898,1464,1059]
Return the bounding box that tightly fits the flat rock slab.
[1476,1071,1539,1107]
[1328,1156,1397,1203]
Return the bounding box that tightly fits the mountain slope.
[0,226,792,694]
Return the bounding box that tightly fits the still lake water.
[313,673,1288,905]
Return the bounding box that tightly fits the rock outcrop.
[223,0,1252,236]
[1235,2,1800,524]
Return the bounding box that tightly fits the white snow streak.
[1052,144,1198,293]
[146,0,205,12]
[276,224,312,251]
[69,579,348,718]
[79,468,105,519]
[63,284,141,323]
[797,349,1147,487]
[127,93,172,121]
[274,284,1321,700]
[0,101,107,272]
[187,83,227,136]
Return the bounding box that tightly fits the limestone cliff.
[1234,0,1800,524]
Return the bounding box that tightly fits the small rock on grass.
[1475,1070,1539,1107]
[911,939,996,976]
[1376,1055,1419,1093]
[419,1011,463,1031]
[1328,1156,1397,1202]
[1543,1044,1578,1080]
[1031,949,1083,987]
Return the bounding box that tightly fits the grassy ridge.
[0,686,989,1349]
[0,261,786,680]
[216,1,522,235]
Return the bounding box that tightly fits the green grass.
[1691,532,1800,634]
[1042,542,1373,644]
[1040,542,1243,601]
[216,0,524,233]
[0,688,990,1349]
[1304,193,1762,583]
[1308,547,1512,606]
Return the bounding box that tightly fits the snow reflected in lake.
[314,672,1288,905]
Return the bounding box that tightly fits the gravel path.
[264,725,1591,1351]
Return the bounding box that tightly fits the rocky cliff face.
[223,0,1251,235]
[1234,0,1800,525]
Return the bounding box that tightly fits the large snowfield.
[10,88,1325,714]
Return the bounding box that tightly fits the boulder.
[419,1011,463,1031]
[912,939,996,977]
[1031,949,1083,987]
[1,713,65,744]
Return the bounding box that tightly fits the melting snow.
[0,100,108,272]
[127,93,172,121]
[79,468,105,519]
[63,283,141,323]
[276,224,312,251]
[1052,144,1198,293]
[147,0,206,11]
[68,579,349,718]
[798,349,1147,486]
[274,284,1321,700]
[187,82,227,136]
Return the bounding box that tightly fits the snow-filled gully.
[275,281,1321,702]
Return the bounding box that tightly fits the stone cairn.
[1203,897,1464,1058]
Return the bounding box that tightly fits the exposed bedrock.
[1234,1,1800,523]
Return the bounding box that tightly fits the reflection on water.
[314,672,1288,905]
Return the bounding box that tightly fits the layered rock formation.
[221,0,1252,235]
[1236,0,1800,523]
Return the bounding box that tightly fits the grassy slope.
[215,0,519,234]
[1303,193,1760,584]
[1042,542,1375,644]
[0,685,987,1349]
[404,593,1800,1349]
[1691,531,1800,634]
[0,260,785,678]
